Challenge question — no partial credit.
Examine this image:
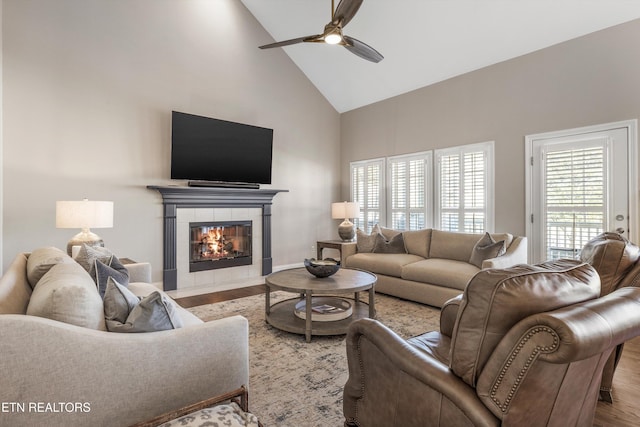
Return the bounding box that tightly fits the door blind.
[544,145,606,260]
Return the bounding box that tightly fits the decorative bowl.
[304,258,340,278]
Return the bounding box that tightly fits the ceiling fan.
[258,0,383,63]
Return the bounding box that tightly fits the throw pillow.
[103,277,183,333]
[469,232,506,268]
[26,247,75,288]
[372,232,407,254]
[160,402,260,427]
[377,226,401,241]
[26,262,107,330]
[94,256,130,298]
[75,244,113,277]
[356,225,380,253]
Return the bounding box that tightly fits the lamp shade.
[331,201,360,219]
[56,200,114,229]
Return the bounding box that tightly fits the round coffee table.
[265,267,377,342]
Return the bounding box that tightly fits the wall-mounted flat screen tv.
[171,111,273,185]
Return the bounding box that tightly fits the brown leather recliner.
[579,232,640,402]
[343,259,640,427]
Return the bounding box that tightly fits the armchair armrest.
[344,318,499,427]
[476,287,640,425]
[440,294,462,337]
[0,314,249,427]
[482,236,528,269]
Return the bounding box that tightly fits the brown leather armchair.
[343,259,640,427]
[579,232,640,402]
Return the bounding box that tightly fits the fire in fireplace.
[189,220,252,272]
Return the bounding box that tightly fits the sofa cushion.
[429,230,482,262]
[26,247,75,288]
[402,228,432,258]
[346,253,424,278]
[372,232,406,254]
[0,253,32,314]
[407,330,451,365]
[401,258,479,290]
[449,259,600,387]
[104,278,183,333]
[579,232,640,296]
[26,262,107,330]
[469,232,506,268]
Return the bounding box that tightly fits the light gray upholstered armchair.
[343,260,640,427]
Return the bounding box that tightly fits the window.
[349,142,494,234]
[387,152,432,230]
[543,143,606,260]
[435,142,494,232]
[351,158,385,233]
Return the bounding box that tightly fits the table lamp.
[56,199,114,256]
[331,201,360,241]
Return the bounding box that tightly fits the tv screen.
[171,111,273,185]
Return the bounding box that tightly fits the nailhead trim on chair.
[344,336,366,426]
[489,326,559,412]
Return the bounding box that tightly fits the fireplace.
[190,221,252,272]
[148,185,287,291]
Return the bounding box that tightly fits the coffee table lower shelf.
[266,298,373,338]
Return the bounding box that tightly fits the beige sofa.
[341,228,527,307]
[0,248,249,427]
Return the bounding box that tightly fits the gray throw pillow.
[356,227,378,253]
[75,244,113,277]
[469,232,506,268]
[94,256,130,298]
[103,277,183,333]
[372,232,407,254]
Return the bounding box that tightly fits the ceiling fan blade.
[343,35,383,63]
[333,0,363,27]
[259,35,321,49]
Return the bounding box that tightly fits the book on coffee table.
[312,304,341,314]
[294,297,353,322]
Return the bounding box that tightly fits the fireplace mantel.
[148,185,288,291]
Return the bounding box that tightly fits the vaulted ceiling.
[241,0,640,113]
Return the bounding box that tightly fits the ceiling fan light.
[325,33,342,45]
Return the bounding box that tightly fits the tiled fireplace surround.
[148,186,287,293]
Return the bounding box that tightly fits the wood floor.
[175,287,640,426]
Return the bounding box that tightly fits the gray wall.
[2,0,341,277]
[341,18,640,238]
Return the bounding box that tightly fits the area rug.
[187,292,441,427]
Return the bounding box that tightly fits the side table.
[316,239,353,262]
